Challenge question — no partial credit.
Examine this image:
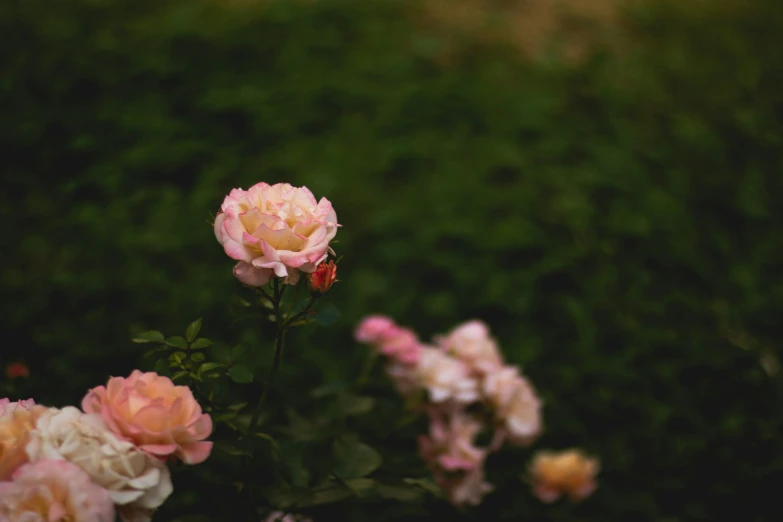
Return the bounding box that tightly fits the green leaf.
[311,381,349,398]
[332,436,382,479]
[343,477,376,497]
[314,302,340,326]
[190,338,213,350]
[171,370,188,382]
[215,441,253,458]
[228,402,248,410]
[299,483,352,507]
[198,362,224,376]
[212,410,238,422]
[280,442,310,487]
[339,394,375,416]
[169,351,186,365]
[166,336,188,350]
[403,477,442,497]
[143,345,170,358]
[185,318,203,343]
[228,365,254,384]
[153,358,169,376]
[230,344,249,362]
[132,330,165,343]
[375,483,423,501]
[191,352,205,363]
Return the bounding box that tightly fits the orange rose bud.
[529,449,599,503]
[5,363,29,379]
[309,260,337,293]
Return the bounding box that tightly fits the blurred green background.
[2,0,783,520]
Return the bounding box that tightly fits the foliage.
[2,0,783,520]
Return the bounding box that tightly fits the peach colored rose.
[483,366,542,446]
[529,449,599,502]
[0,459,114,522]
[26,407,173,522]
[0,398,47,480]
[81,371,213,464]
[214,182,339,286]
[436,320,503,374]
[414,347,478,403]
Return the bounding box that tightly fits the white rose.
[437,320,503,374]
[26,407,173,522]
[414,347,479,403]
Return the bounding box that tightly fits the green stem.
[284,293,320,328]
[248,279,285,435]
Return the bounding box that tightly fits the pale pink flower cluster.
[0,371,212,522]
[355,317,543,506]
[263,511,313,522]
[214,182,339,286]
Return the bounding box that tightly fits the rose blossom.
[436,320,503,374]
[443,466,494,507]
[0,459,114,522]
[354,315,397,344]
[529,449,600,502]
[26,407,173,522]
[82,370,213,464]
[214,182,339,286]
[413,347,478,403]
[308,260,337,293]
[418,409,486,472]
[483,366,542,446]
[0,398,47,480]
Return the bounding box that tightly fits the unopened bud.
[309,261,338,293]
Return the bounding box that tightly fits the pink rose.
[354,315,397,344]
[81,371,213,464]
[418,409,486,472]
[214,182,339,286]
[483,366,542,446]
[0,459,114,522]
[436,320,503,374]
[529,449,600,502]
[355,316,422,364]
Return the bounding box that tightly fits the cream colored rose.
[436,320,503,374]
[529,449,600,502]
[26,407,173,522]
[414,347,479,403]
[483,366,542,446]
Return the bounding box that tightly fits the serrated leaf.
[344,478,375,497]
[228,365,254,384]
[332,437,382,479]
[185,318,203,343]
[171,370,188,381]
[153,359,169,375]
[166,336,188,350]
[132,330,165,343]
[190,338,213,350]
[169,352,186,364]
[198,362,224,376]
[314,303,340,326]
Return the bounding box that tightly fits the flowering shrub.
[1,182,599,521]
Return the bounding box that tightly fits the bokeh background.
[2,0,783,520]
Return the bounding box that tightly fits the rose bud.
[309,260,337,293]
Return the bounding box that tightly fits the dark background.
[2,0,783,520]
